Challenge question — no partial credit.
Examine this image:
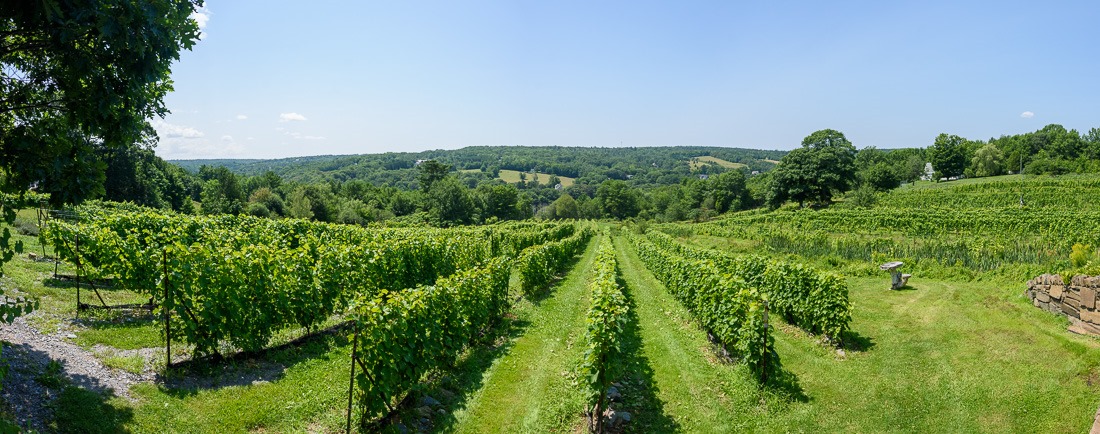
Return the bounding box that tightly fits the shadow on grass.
[841,330,876,353]
[70,308,157,329]
[385,312,532,433]
[615,273,679,433]
[52,386,134,434]
[0,342,134,433]
[156,321,352,397]
[42,275,119,291]
[762,363,809,404]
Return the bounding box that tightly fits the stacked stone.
[1027,274,1100,333]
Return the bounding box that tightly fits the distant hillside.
[172,145,785,189]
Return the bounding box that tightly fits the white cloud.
[221,135,234,142]
[151,119,204,139]
[1020,111,1035,119]
[191,6,211,39]
[279,112,307,122]
[236,114,248,120]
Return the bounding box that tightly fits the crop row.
[350,257,512,420]
[516,225,595,296]
[579,233,629,425]
[877,176,1100,209]
[644,231,850,341]
[43,210,579,356]
[627,232,777,381]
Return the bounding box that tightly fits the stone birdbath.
[879,261,911,290]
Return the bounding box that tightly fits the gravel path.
[1,314,152,431]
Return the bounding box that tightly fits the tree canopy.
[928,133,969,180]
[769,129,858,207]
[0,0,203,202]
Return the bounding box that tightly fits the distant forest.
[172,146,786,188]
[13,124,1100,227]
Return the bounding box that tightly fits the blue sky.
[154,1,1100,159]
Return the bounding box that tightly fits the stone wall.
[1027,274,1100,334]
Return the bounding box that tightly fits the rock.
[417,406,433,417]
[1065,288,1082,303]
[1051,285,1065,299]
[438,388,456,401]
[1037,292,1051,303]
[606,386,622,402]
[1082,309,1100,325]
[836,348,846,357]
[395,423,409,434]
[421,395,441,407]
[1063,302,1080,318]
[1069,317,1100,336]
[437,408,446,415]
[28,252,38,260]
[65,333,76,339]
[1084,288,1097,310]
[603,408,632,428]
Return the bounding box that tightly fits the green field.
[3,175,1100,432]
[496,169,576,187]
[688,155,748,170]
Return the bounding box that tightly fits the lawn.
[3,211,1099,432]
[496,169,576,188]
[688,156,747,170]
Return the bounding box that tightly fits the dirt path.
[1,314,150,431]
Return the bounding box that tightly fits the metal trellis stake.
[163,249,172,371]
[346,320,359,434]
[74,233,80,314]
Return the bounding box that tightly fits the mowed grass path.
[611,234,791,433]
[449,238,598,433]
[615,233,1100,433]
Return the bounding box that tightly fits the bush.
[849,185,878,208]
[13,217,38,236]
[1071,243,1094,268]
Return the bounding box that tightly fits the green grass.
[616,232,1100,432]
[447,237,598,433]
[612,233,788,432]
[102,352,147,375]
[496,169,576,188]
[688,156,748,170]
[6,208,1100,432]
[902,174,1024,190]
[123,333,352,433]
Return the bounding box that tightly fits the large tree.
[0,0,203,203]
[928,133,970,180]
[596,179,639,219]
[770,129,858,207]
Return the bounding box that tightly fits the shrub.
[1071,243,1094,268]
